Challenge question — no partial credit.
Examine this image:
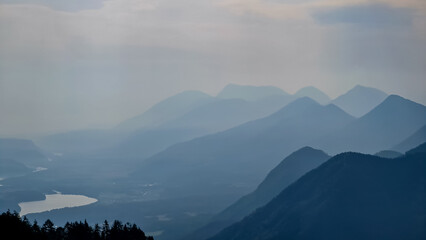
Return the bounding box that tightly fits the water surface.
[19,192,97,216]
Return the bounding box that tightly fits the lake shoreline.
[19,192,98,216]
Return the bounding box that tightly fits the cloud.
[312,3,413,27]
[217,0,426,21]
[0,0,105,12]
[217,0,309,20]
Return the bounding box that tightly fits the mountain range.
[41,84,397,159]
[37,86,297,158]
[5,83,426,240]
[134,97,354,198]
[209,143,426,240]
[317,95,426,154]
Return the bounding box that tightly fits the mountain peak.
[351,84,385,93]
[332,85,388,117]
[287,96,319,107]
[381,94,413,105]
[320,93,426,154]
[295,146,317,152]
[294,86,330,105]
[269,97,320,118]
[363,94,425,119]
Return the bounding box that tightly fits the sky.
[0,0,425,137]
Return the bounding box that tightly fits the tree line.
[0,210,154,240]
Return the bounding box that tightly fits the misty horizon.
[1,1,425,240]
[0,83,398,137]
[1,0,426,137]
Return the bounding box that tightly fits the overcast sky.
[1,0,425,137]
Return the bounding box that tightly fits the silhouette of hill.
[217,84,288,101]
[209,149,426,240]
[319,95,426,154]
[294,86,330,105]
[393,125,426,153]
[374,150,403,159]
[332,85,388,117]
[134,98,354,198]
[185,147,330,240]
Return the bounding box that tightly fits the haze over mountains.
[134,97,354,198]
[393,125,426,152]
[0,138,47,168]
[2,83,425,240]
[318,95,426,154]
[116,91,216,131]
[39,84,393,159]
[216,84,288,101]
[331,85,388,117]
[294,86,330,105]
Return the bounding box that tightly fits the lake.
[19,192,98,216]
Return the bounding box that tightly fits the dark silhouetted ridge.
[184,146,330,240]
[210,148,426,240]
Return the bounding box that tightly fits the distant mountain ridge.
[295,86,330,105]
[318,94,426,154]
[133,97,354,198]
[332,85,388,117]
[38,86,297,158]
[36,84,330,158]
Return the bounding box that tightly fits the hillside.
[210,147,426,240]
[185,147,330,240]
